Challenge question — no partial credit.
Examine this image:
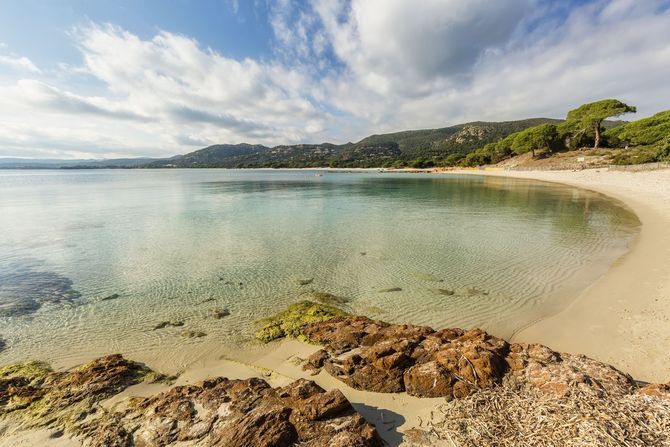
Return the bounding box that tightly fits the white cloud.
[0,54,41,73]
[0,0,668,158]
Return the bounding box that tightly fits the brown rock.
[403,361,454,397]
[302,349,330,375]
[504,343,636,397]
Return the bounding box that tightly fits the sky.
[0,0,668,159]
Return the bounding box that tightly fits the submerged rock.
[297,278,314,286]
[153,320,184,330]
[0,263,82,317]
[181,330,207,338]
[431,288,455,296]
[0,337,5,352]
[377,287,402,293]
[210,307,231,319]
[308,290,349,306]
[101,293,121,301]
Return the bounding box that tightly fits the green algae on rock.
[255,300,348,343]
[0,355,156,432]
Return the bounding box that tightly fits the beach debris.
[377,287,402,293]
[181,330,207,338]
[153,320,184,330]
[101,293,121,301]
[210,307,231,319]
[255,300,347,343]
[417,385,670,447]
[297,278,314,286]
[431,288,455,296]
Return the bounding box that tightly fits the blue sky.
[0,0,668,158]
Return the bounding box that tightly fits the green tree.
[510,124,559,157]
[565,99,636,149]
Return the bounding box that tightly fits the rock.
[0,355,153,430]
[403,361,454,397]
[377,287,402,293]
[181,330,207,338]
[309,290,349,306]
[101,293,120,301]
[199,298,215,304]
[256,301,348,343]
[110,377,381,447]
[360,252,367,256]
[431,288,455,296]
[0,337,5,352]
[297,278,314,285]
[504,343,636,397]
[303,349,330,375]
[210,307,230,319]
[638,382,670,398]
[153,320,184,330]
[2,357,382,447]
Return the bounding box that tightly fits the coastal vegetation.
[462,99,669,167]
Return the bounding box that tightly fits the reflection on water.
[0,169,639,370]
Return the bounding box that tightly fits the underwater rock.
[377,287,402,293]
[0,337,5,352]
[153,320,184,330]
[101,293,120,301]
[307,290,349,306]
[210,307,231,319]
[297,278,314,286]
[431,288,455,296]
[181,330,207,338]
[0,264,82,317]
[199,298,215,304]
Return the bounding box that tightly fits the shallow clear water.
[0,169,639,370]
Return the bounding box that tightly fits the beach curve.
[447,167,670,383]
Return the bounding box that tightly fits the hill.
[147,118,560,169]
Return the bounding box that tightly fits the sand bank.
[449,168,670,383]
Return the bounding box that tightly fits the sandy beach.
[448,168,670,383]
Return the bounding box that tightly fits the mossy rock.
[255,300,348,343]
[0,361,52,382]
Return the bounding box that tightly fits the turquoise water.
[0,169,639,369]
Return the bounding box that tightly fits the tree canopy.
[565,99,636,148]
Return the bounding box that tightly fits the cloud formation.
[0,0,668,158]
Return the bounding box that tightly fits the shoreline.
[445,168,670,383]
